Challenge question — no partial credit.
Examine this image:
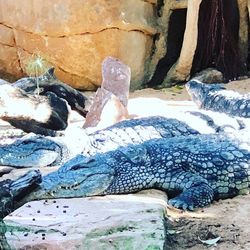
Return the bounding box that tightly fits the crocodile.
[0,170,41,218]
[0,116,200,167]
[23,131,250,210]
[186,79,250,118]
[0,111,248,168]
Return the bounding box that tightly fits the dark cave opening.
[191,0,245,81]
[248,16,250,73]
[147,9,187,88]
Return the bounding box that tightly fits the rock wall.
[0,0,249,90]
[0,0,157,90]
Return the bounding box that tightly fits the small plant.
[24,53,50,95]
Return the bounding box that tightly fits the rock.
[0,84,69,135]
[1,0,249,89]
[192,68,224,83]
[0,0,157,36]
[4,190,167,249]
[14,68,88,117]
[83,88,129,130]
[0,166,14,177]
[0,79,10,85]
[83,57,130,129]
[0,44,22,78]
[16,29,152,91]
[0,24,22,78]
[101,57,131,107]
[0,24,15,46]
[0,0,156,90]
[0,170,41,219]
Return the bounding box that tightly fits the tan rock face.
[0,0,156,90]
[0,44,22,77]
[0,24,22,77]
[0,0,156,36]
[0,24,15,46]
[15,29,153,90]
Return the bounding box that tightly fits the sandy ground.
[0,76,250,249]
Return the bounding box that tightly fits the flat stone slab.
[4,190,167,249]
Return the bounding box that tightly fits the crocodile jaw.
[0,147,59,167]
[24,155,115,200]
[186,80,225,108]
[186,80,207,107]
[0,135,65,167]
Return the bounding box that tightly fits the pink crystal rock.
[101,56,131,107]
[83,88,128,129]
[83,57,131,129]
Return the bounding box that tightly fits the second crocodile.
[0,116,199,167]
[186,79,250,118]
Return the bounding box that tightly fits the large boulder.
[0,0,157,90]
[4,191,166,249]
[0,24,23,77]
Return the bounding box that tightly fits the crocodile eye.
[84,158,95,164]
[71,158,96,170]
[71,164,83,170]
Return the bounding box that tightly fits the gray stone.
[193,68,224,83]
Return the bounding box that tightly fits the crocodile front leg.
[166,172,214,210]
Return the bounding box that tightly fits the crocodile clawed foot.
[168,183,214,211]
[168,197,194,211]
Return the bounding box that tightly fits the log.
[0,84,69,136]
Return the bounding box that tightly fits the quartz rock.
[101,56,131,107]
[84,57,130,129]
[83,88,128,130]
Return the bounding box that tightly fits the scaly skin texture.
[0,170,41,218]
[0,116,200,167]
[84,116,200,155]
[186,80,250,117]
[25,132,250,210]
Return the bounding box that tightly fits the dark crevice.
[0,42,14,48]
[191,0,245,81]
[147,9,187,88]
[156,0,164,17]
[248,15,250,73]
[150,33,160,58]
[12,29,24,76]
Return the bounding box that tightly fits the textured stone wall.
[0,0,248,90]
[0,0,157,90]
